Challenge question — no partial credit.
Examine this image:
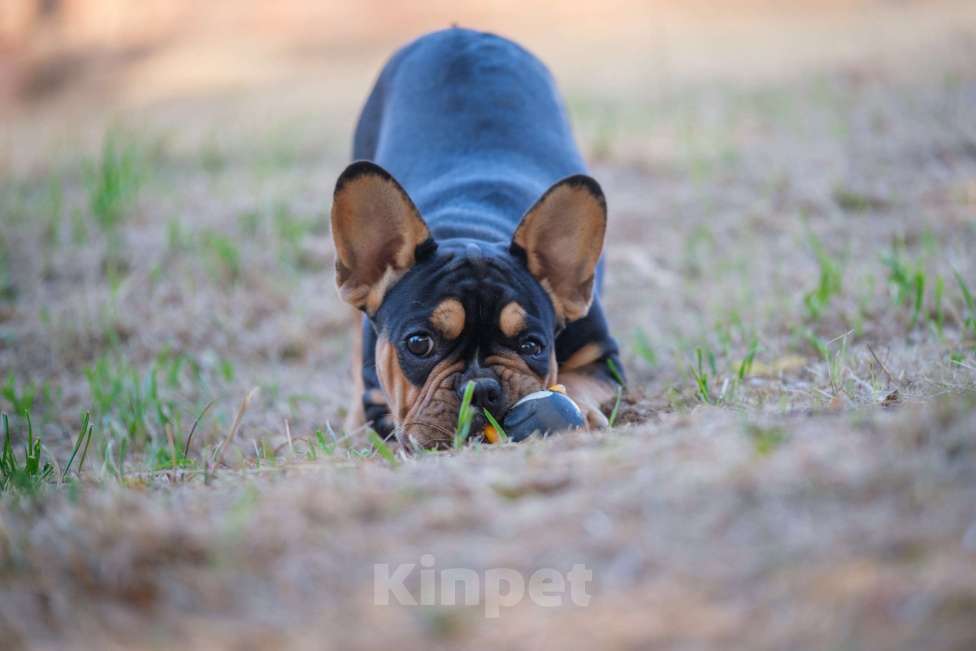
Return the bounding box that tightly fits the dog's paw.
[558,370,617,430]
[578,400,610,429]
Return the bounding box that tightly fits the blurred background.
[2,0,975,170]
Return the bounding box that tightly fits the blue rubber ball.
[502,390,585,442]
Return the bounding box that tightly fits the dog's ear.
[331,161,433,314]
[511,175,607,323]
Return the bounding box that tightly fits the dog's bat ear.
[511,175,607,324]
[331,161,434,314]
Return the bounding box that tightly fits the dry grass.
[2,2,976,649]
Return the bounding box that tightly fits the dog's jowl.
[331,28,623,448]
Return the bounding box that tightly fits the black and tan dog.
[331,28,623,448]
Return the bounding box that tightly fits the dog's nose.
[459,376,504,414]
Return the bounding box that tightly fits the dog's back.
[352,28,587,241]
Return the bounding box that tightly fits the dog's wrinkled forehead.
[374,239,555,339]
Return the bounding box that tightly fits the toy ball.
[501,387,585,442]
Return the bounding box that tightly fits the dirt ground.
[1,1,976,649]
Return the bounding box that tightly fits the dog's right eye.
[405,333,435,357]
[518,337,543,357]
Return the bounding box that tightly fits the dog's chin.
[397,420,458,450]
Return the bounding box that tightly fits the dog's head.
[330,161,606,448]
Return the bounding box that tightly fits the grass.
[42,175,63,246]
[876,246,976,338]
[680,337,760,407]
[737,338,759,381]
[453,380,477,448]
[0,411,53,495]
[0,237,16,302]
[608,387,623,427]
[745,423,788,456]
[306,428,337,459]
[798,328,855,401]
[1,372,47,418]
[955,269,976,342]
[0,408,93,495]
[202,231,243,283]
[932,274,945,337]
[482,407,509,442]
[80,349,219,480]
[606,357,626,426]
[273,202,322,269]
[882,243,926,328]
[85,354,176,447]
[152,431,196,471]
[606,358,626,387]
[633,328,658,367]
[832,186,888,213]
[85,129,145,232]
[690,346,716,404]
[64,411,95,478]
[368,429,399,466]
[803,232,844,321]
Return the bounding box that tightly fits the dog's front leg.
[555,300,623,429]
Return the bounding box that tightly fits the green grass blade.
[367,429,399,467]
[738,338,759,380]
[482,408,509,443]
[606,358,626,387]
[633,328,657,366]
[933,275,945,336]
[608,386,623,427]
[954,270,976,335]
[453,380,476,449]
[63,412,92,477]
[910,270,925,329]
[956,270,975,311]
[1,412,12,490]
[691,347,713,404]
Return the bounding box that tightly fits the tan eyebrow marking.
[499,301,527,338]
[430,298,465,340]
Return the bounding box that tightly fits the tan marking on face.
[560,342,604,371]
[484,350,557,413]
[374,334,464,449]
[375,336,420,426]
[499,302,527,338]
[430,298,465,340]
[365,388,386,405]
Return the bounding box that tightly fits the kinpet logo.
[374,554,593,618]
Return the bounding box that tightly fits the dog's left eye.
[518,337,543,357]
[405,333,435,357]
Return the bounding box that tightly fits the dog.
[331,28,623,448]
